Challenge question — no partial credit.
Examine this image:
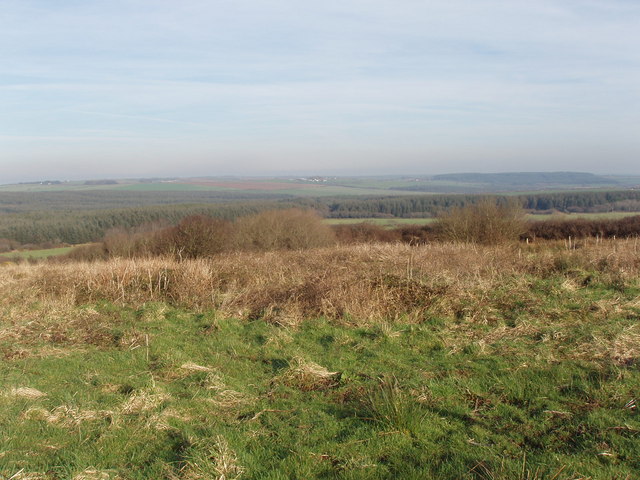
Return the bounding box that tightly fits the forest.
[2,189,640,246]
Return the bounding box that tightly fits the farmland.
[3,172,639,197]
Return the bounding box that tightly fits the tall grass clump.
[7,239,639,327]
[436,198,525,244]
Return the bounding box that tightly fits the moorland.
[0,173,639,479]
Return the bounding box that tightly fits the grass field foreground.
[0,241,639,479]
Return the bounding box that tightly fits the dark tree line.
[2,189,640,245]
[322,190,640,218]
[0,203,279,245]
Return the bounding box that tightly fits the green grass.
[325,212,640,228]
[527,211,640,221]
[1,274,638,478]
[0,246,74,260]
[325,218,436,227]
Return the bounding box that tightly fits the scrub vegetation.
[1,204,639,478]
[0,201,639,479]
[3,188,640,246]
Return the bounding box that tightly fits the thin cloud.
[1,0,639,181]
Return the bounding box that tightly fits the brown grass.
[22,406,115,428]
[171,436,245,480]
[1,240,639,328]
[278,357,342,391]
[8,387,47,400]
[71,469,114,480]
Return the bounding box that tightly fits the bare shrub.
[436,198,525,244]
[67,210,335,261]
[234,208,335,251]
[103,228,141,258]
[0,237,20,253]
[333,223,400,244]
[526,214,640,240]
[62,243,107,262]
[102,221,171,258]
[396,225,432,245]
[161,215,233,259]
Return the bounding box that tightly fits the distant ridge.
[432,172,614,186]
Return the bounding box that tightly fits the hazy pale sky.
[2,0,639,182]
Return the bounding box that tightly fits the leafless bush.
[435,198,525,244]
[160,215,233,259]
[525,215,640,240]
[234,208,335,251]
[333,223,400,244]
[102,221,172,258]
[0,237,20,253]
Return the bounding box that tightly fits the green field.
[325,211,640,228]
[324,218,436,226]
[0,246,74,260]
[527,211,640,221]
[1,242,638,479]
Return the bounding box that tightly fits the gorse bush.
[435,198,525,244]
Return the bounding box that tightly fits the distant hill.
[432,172,614,186]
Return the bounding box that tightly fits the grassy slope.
[0,242,639,479]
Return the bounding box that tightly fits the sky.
[1,0,639,183]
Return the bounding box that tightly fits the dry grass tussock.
[169,436,245,480]
[3,472,49,480]
[277,357,342,391]
[202,373,253,411]
[1,241,639,326]
[7,387,47,399]
[71,469,116,480]
[585,324,640,366]
[120,388,170,415]
[0,300,139,356]
[22,406,115,428]
[5,469,121,480]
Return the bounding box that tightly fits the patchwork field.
[4,172,638,197]
[0,241,638,479]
